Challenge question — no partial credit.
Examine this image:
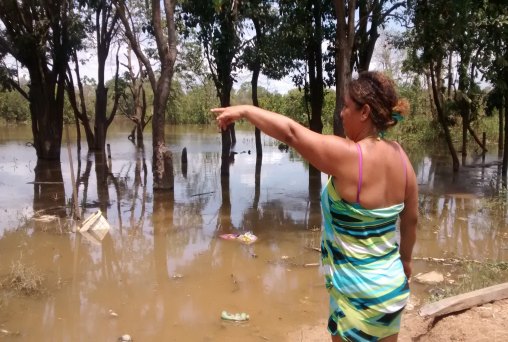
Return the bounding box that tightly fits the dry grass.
[1,260,45,296]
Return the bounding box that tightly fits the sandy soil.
[287,299,508,342]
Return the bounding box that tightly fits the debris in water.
[119,334,132,341]
[79,210,110,245]
[219,232,257,244]
[221,311,250,322]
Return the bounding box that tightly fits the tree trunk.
[152,77,174,190]
[467,125,487,152]
[74,118,82,153]
[220,89,233,176]
[447,52,453,99]
[29,75,64,160]
[430,61,460,172]
[458,51,471,165]
[333,0,356,137]
[503,91,508,176]
[425,72,437,118]
[67,51,95,149]
[308,0,324,134]
[499,95,504,154]
[252,16,262,157]
[94,82,108,152]
[252,66,262,157]
[94,19,109,153]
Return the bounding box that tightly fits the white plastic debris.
[79,210,110,245]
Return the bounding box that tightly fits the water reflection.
[0,124,507,340]
[33,160,66,218]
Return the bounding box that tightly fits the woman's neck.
[352,128,380,142]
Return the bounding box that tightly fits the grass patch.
[428,260,508,302]
[1,260,45,296]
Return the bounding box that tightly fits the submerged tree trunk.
[308,165,322,230]
[220,93,233,177]
[33,160,66,217]
[152,79,174,190]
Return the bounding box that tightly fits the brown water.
[0,122,507,341]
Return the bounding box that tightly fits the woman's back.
[333,138,412,210]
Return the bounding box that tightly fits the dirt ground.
[287,299,508,341]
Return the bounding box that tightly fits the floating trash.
[79,210,110,245]
[33,215,58,222]
[219,232,257,245]
[221,310,250,322]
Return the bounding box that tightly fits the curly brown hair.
[348,71,409,131]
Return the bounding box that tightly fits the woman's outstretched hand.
[211,105,248,131]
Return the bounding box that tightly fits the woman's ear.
[360,104,371,121]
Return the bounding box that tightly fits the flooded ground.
[0,122,507,341]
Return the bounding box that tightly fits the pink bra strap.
[395,142,408,191]
[356,143,363,203]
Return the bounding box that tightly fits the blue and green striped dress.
[320,177,409,341]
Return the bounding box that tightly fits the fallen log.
[419,282,508,318]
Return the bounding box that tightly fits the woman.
[212,71,418,342]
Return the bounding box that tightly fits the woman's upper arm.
[286,124,352,175]
[400,165,419,226]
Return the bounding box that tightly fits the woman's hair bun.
[392,98,410,117]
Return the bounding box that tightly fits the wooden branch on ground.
[419,282,508,318]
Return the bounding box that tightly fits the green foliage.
[397,77,429,117]
[0,90,29,123]
[167,77,219,124]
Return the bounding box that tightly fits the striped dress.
[320,176,409,341]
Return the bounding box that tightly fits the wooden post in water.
[181,147,188,178]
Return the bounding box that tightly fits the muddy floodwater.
[0,122,507,341]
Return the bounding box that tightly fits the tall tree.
[181,0,243,164]
[242,0,295,157]
[354,0,405,73]
[0,0,84,160]
[278,0,336,135]
[92,0,120,152]
[479,1,508,175]
[66,0,121,154]
[121,43,150,148]
[403,0,460,171]
[333,0,405,136]
[447,0,487,163]
[115,0,178,190]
